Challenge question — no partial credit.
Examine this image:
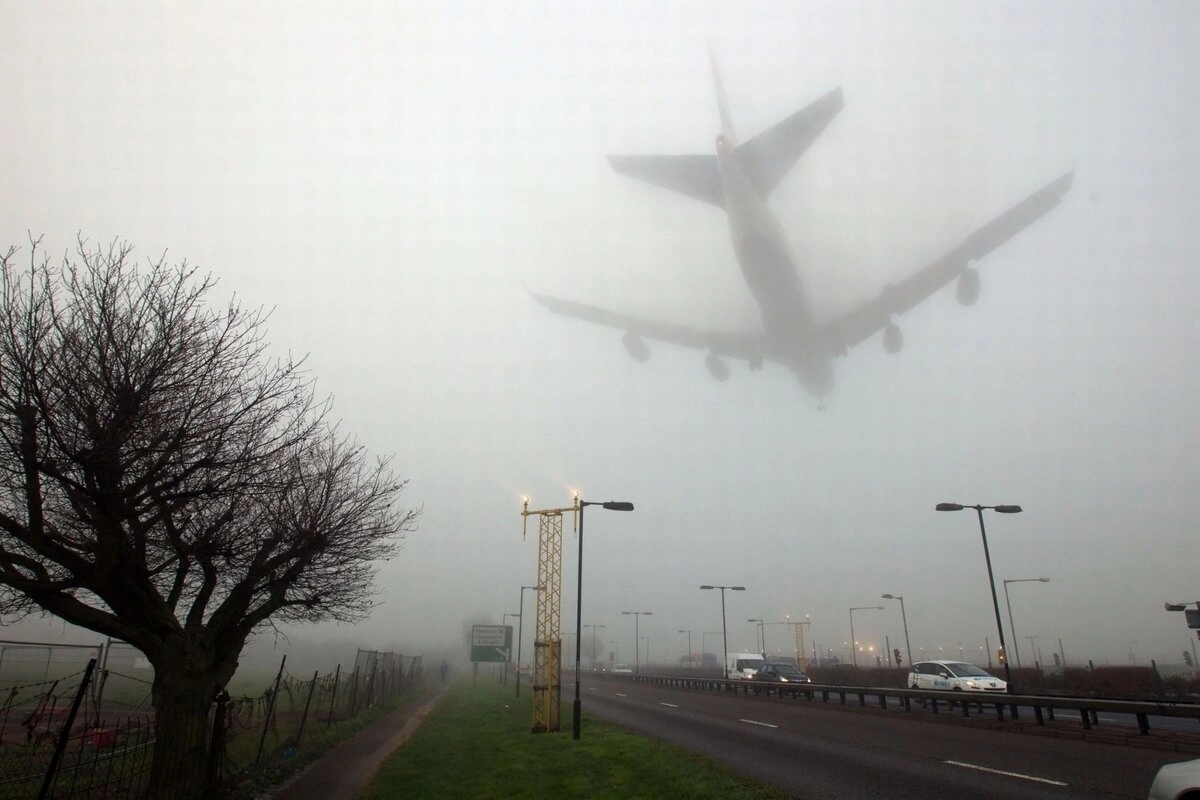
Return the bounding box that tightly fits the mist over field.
[2,1,1198,676]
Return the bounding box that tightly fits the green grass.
[365,680,788,800]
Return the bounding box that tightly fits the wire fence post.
[254,655,286,766]
[326,664,341,728]
[37,658,96,800]
[294,670,320,746]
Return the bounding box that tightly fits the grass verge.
[365,679,787,799]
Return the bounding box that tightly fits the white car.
[611,663,633,674]
[1148,758,1200,799]
[908,660,1007,693]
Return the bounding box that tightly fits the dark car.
[752,662,812,684]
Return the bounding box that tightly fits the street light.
[848,606,884,668]
[700,585,746,678]
[583,624,606,669]
[747,618,765,653]
[936,501,1022,693]
[702,631,722,666]
[621,611,652,674]
[1002,577,1050,669]
[677,630,693,668]
[516,584,542,697]
[572,495,634,740]
[880,594,912,669]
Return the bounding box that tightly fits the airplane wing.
[823,169,1075,352]
[737,87,844,199]
[606,154,724,208]
[530,292,765,364]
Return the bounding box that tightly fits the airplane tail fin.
[709,45,738,144]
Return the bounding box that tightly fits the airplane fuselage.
[715,134,835,396]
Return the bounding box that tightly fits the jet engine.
[705,352,730,382]
[883,322,903,354]
[622,332,650,362]
[956,267,981,306]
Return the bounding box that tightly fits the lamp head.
[603,501,634,511]
[994,505,1023,513]
[700,585,714,590]
[936,502,964,511]
[881,593,896,599]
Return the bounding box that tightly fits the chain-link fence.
[0,642,424,799]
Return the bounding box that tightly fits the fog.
[2,2,1198,673]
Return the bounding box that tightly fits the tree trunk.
[146,668,219,800]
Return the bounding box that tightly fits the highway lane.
[583,681,1189,799]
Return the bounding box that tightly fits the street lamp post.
[936,502,1022,694]
[1003,578,1050,669]
[848,606,884,668]
[621,611,652,674]
[572,496,634,740]
[1025,635,1041,668]
[880,594,912,669]
[503,613,520,685]
[677,630,693,668]
[583,624,606,670]
[701,585,746,678]
[747,619,764,653]
[516,584,542,698]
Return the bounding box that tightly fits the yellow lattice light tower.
[521,496,576,733]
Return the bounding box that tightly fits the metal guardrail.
[605,671,1200,738]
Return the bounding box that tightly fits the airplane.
[531,52,1073,404]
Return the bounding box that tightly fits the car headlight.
[964,680,978,688]
[779,676,788,682]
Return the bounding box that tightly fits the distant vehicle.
[908,660,1006,693]
[1148,757,1200,799]
[612,663,633,674]
[701,652,720,669]
[752,663,812,684]
[726,653,766,680]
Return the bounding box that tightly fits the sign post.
[471,625,513,665]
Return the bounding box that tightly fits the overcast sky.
[3,1,1198,672]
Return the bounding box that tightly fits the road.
[583,680,1189,799]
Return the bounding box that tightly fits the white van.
[726,652,766,680]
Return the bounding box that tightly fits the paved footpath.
[269,686,446,800]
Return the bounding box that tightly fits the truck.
[725,652,766,680]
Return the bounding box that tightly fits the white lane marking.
[738,718,779,728]
[659,702,679,708]
[615,693,627,697]
[944,760,1067,786]
[1096,716,1118,723]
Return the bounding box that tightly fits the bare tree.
[0,237,419,798]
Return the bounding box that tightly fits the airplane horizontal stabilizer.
[606,154,724,208]
[738,87,844,198]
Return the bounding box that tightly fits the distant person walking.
[438,660,448,685]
